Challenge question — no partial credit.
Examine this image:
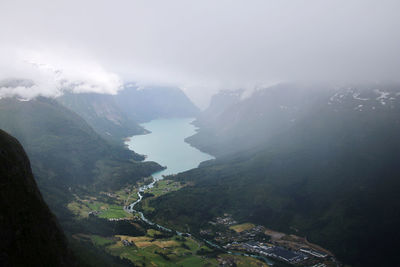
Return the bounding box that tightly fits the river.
[124,118,274,265]
[124,117,213,217]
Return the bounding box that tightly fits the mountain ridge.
[143,83,400,266]
[115,85,200,122]
[57,92,146,144]
[0,97,163,218]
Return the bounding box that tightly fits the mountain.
[0,129,76,266]
[194,89,244,126]
[143,83,400,266]
[0,97,163,216]
[186,84,332,156]
[114,84,200,122]
[57,86,200,142]
[57,92,146,144]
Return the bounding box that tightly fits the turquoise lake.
[126,118,214,179]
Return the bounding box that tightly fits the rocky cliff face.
[57,92,146,143]
[0,129,75,266]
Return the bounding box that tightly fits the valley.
[67,169,338,267]
[66,116,338,267]
[142,85,400,267]
[1,83,399,267]
[62,117,275,266]
[3,3,400,266]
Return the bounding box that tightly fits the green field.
[89,230,269,267]
[145,179,185,197]
[230,223,255,233]
[67,193,133,219]
[98,205,131,219]
[91,235,117,247]
[92,233,215,266]
[69,179,269,266]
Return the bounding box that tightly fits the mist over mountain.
[192,89,244,127]
[1,1,400,266]
[2,0,400,105]
[115,85,200,122]
[144,83,400,266]
[188,83,400,156]
[188,84,328,156]
[57,92,146,143]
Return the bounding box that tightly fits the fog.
[1,0,399,107]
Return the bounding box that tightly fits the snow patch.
[375,89,390,105]
[353,93,369,101]
[354,104,363,111]
[329,92,340,103]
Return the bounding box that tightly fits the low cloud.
[0,46,122,100]
[1,0,400,107]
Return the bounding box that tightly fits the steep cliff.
[0,129,75,266]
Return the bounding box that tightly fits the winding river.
[123,118,274,265]
[124,118,213,227]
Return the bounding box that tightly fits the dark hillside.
[0,97,162,216]
[0,129,76,266]
[145,85,400,266]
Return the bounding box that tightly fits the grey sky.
[1,0,399,107]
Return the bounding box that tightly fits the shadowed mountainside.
[0,97,163,217]
[0,129,76,266]
[145,84,400,266]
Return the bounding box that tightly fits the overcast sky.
[1,0,400,107]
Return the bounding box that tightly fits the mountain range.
[57,92,146,144]
[0,83,200,266]
[143,83,400,266]
[1,80,399,266]
[114,84,200,122]
[0,97,162,217]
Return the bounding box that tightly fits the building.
[300,248,328,258]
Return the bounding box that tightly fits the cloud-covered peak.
[0,47,122,100]
[1,0,400,106]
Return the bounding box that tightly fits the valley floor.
[67,176,339,267]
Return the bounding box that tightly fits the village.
[69,182,339,267]
[201,214,339,267]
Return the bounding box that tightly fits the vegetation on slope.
[0,97,163,218]
[57,92,146,144]
[144,85,400,266]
